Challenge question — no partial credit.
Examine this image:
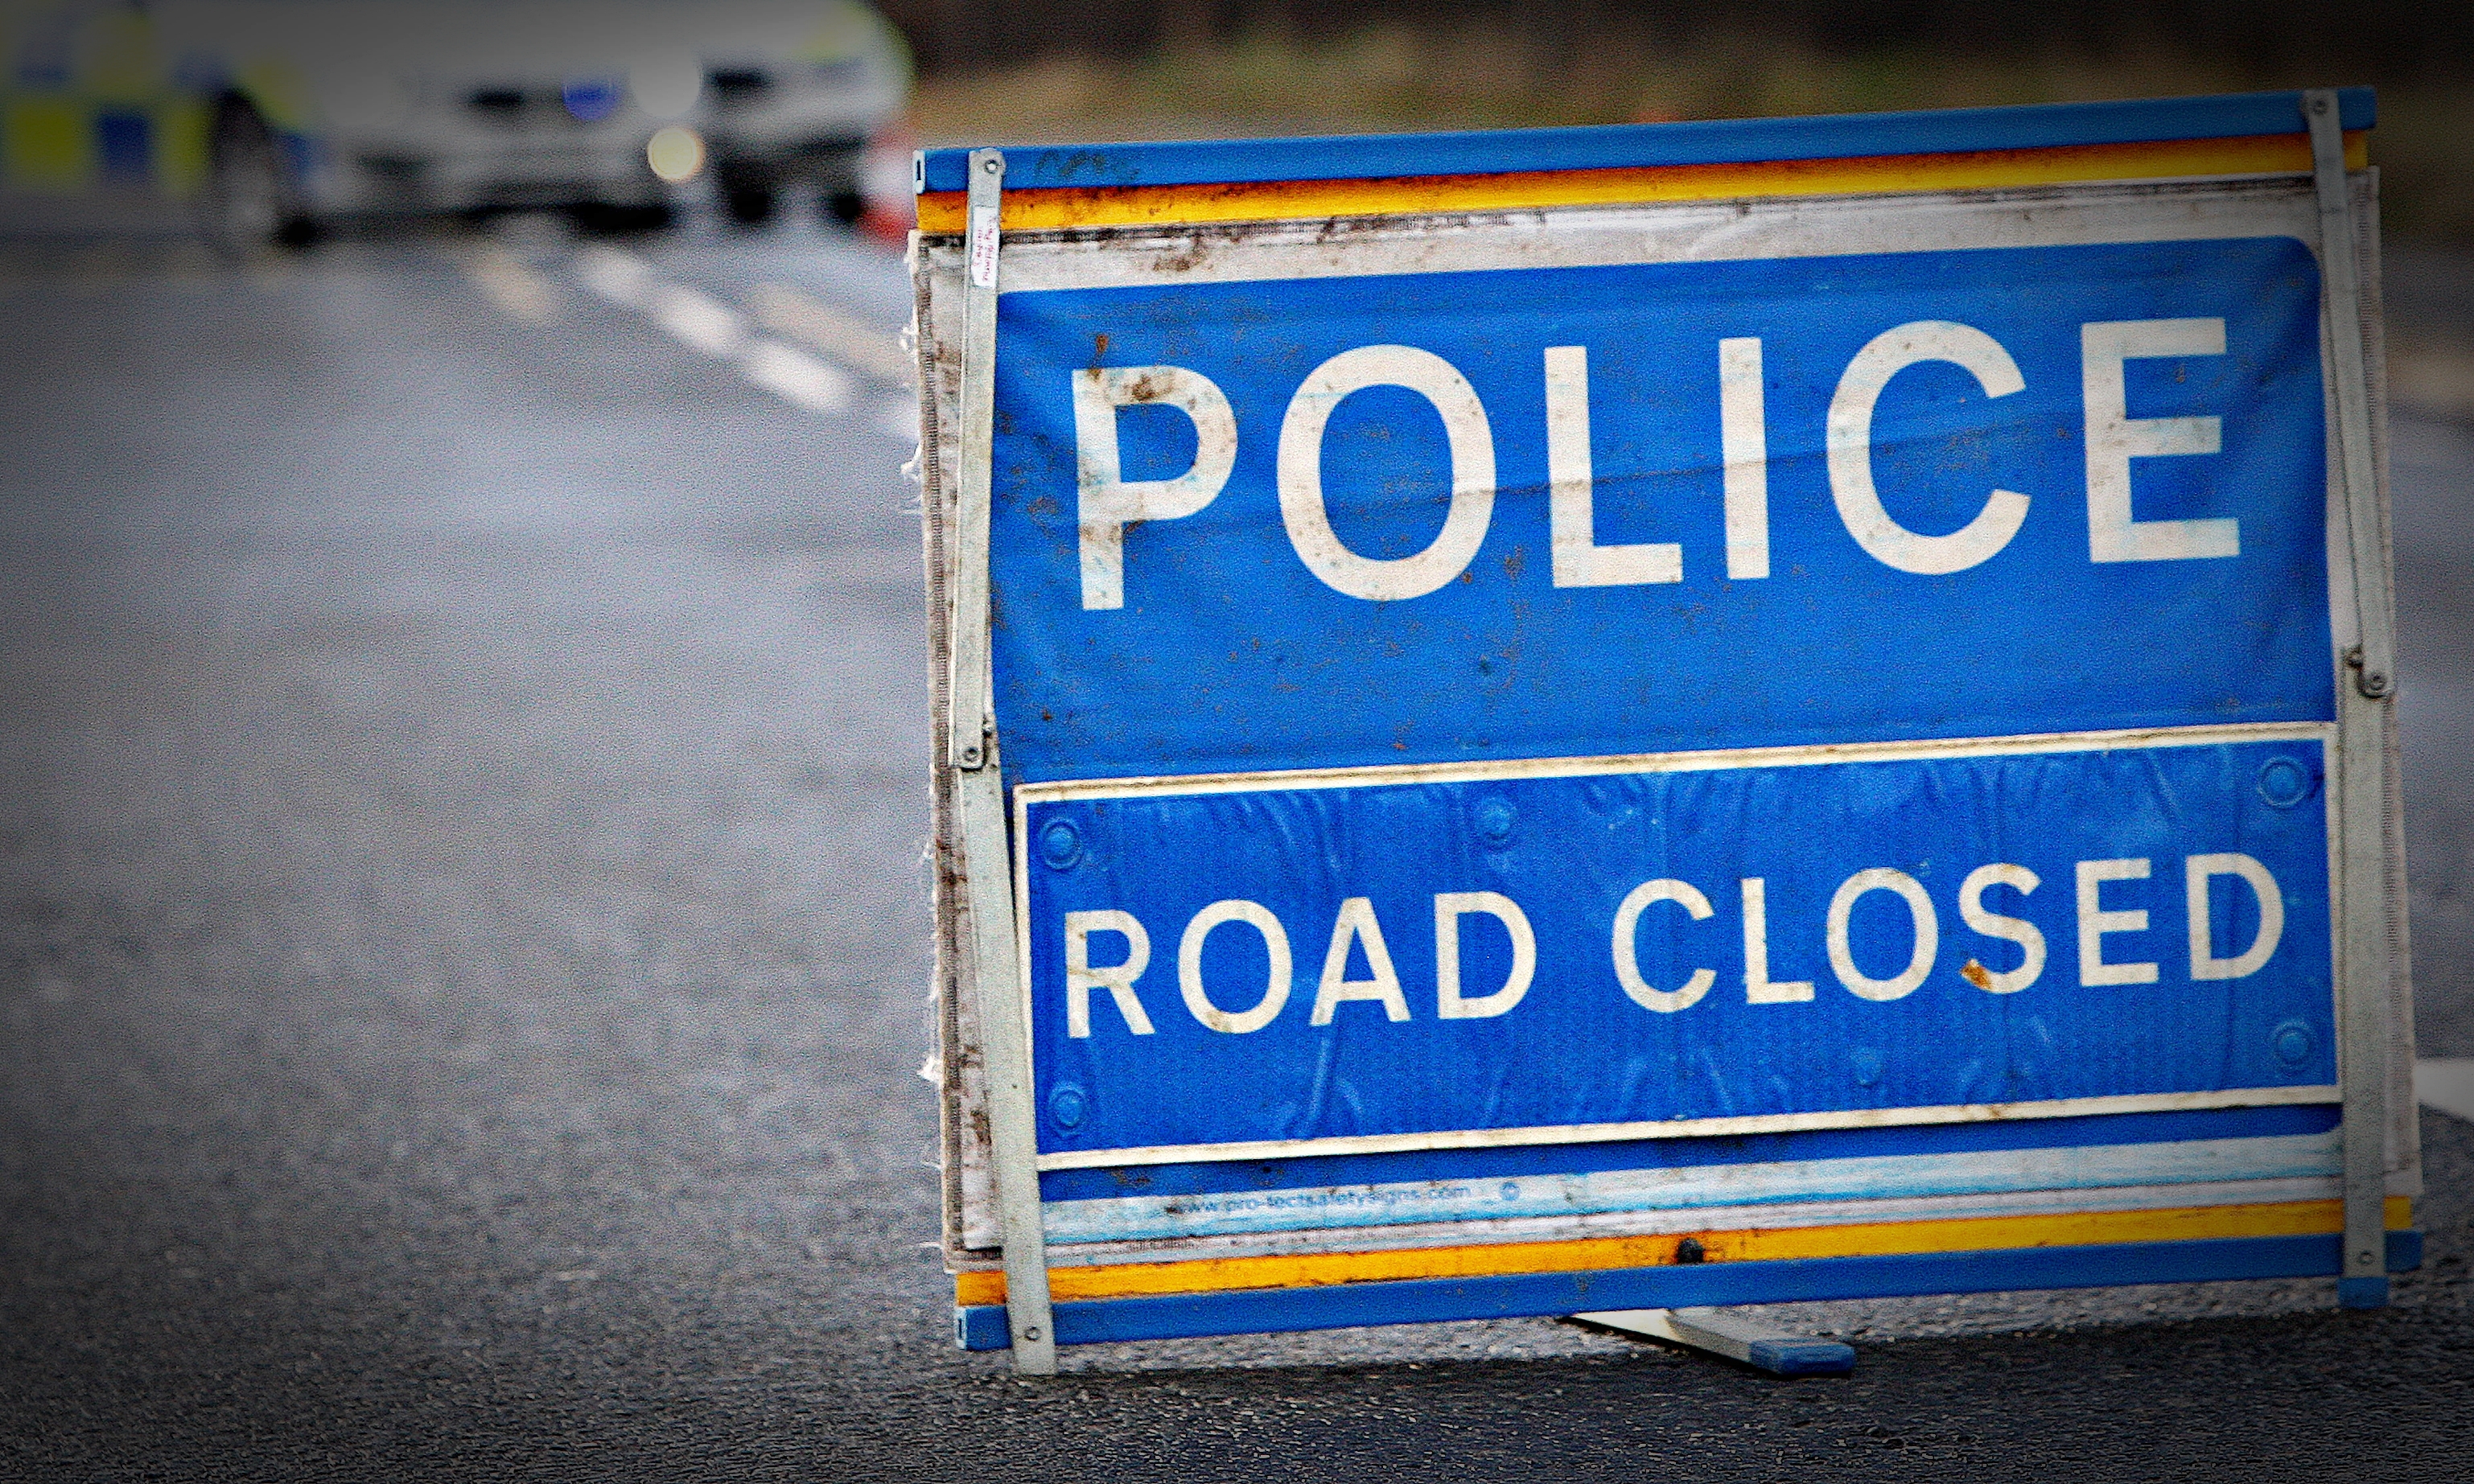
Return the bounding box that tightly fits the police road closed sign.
[916,91,2418,1363]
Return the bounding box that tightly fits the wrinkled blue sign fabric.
[984,210,2339,1175]
[994,240,2328,779]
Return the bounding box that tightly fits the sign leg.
[960,764,1059,1370]
[2306,88,2397,1312]
[947,146,1056,1371]
[1576,1308,1857,1375]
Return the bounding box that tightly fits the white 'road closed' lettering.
[1064,909,1155,1037]
[1957,863,2046,993]
[1826,867,1939,1001]
[2077,857,2159,985]
[1435,891,1537,1018]
[1060,852,2285,1034]
[1740,877,1813,1003]
[1612,878,1717,1012]
[1312,897,1413,1024]
[2186,853,2284,979]
[1178,898,1292,1034]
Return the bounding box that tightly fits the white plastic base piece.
[1575,1307,1856,1375]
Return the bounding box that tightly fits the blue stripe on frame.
[918,89,2373,194]
[953,1227,2423,1349]
[1036,1104,2340,1204]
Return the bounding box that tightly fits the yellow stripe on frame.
[916,131,2366,234]
[953,1195,2413,1305]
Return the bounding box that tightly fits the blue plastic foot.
[1746,1337,1859,1375]
[2336,1276,2390,1309]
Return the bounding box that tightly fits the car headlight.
[647,126,706,183]
[629,54,702,120]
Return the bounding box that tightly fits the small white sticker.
[969,205,999,288]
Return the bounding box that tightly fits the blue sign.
[990,238,2328,783]
[1023,733,2331,1158]
[928,91,2415,1360]
[986,231,2337,1165]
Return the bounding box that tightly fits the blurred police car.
[686,0,909,224]
[0,0,911,245]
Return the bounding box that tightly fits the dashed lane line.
[570,243,913,431]
[458,245,561,326]
[742,338,857,415]
[748,282,917,387]
[572,241,655,309]
[649,281,747,359]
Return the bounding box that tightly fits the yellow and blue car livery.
[2,0,220,201]
[2,0,912,229]
[918,88,2414,1352]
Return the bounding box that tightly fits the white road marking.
[748,282,915,386]
[652,284,747,357]
[575,244,655,308]
[564,244,908,434]
[2417,1058,2474,1123]
[742,339,852,413]
[460,245,560,326]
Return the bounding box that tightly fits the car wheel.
[722,185,776,226]
[824,190,866,226]
[573,202,675,234]
[201,101,307,257]
[714,162,777,227]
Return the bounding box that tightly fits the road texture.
[1,214,2470,1479]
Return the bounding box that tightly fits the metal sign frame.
[913,90,2418,1375]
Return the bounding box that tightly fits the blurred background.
[897,0,2474,245]
[6,2,2474,240]
[3,2,2472,1474]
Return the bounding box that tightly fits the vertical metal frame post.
[949,148,1060,1371]
[2305,88,2398,1309]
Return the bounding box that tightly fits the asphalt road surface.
[2,213,2471,1479]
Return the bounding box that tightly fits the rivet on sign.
[1039,818,1084,870]
[2256,756,2311,808]
[1047,1082,1089,1128]
[2271,1019,2315,1067]
[1022,1326,1040,1339]
[1472,795,1517,847]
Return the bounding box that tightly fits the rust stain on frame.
[915,132,2368,234]
[953,1195,2415,1305]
